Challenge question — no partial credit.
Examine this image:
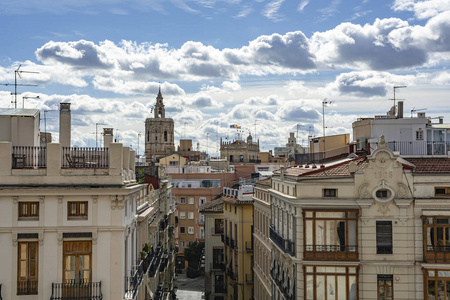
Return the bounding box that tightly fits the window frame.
[188,212,194,219]
[323,189,337,198]
[180,197,186,204]
[376,221,393,254]
[423,268,450,300]
[188,197,194,205]
[17,241,38,295]
[67,201,88,219]
[435,187,450,197]
[18,202,39,220]
[179,211,186,219]
[180,226,186,234]
[377,274,393,300]
[188,226,194,234]
[214,219,224,235]
[423,216,450,262]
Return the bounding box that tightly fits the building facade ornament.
[12,196,18,204]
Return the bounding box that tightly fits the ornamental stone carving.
[359,183,370,199]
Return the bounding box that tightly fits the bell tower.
[154,88,165,118]
[145,88,175,161]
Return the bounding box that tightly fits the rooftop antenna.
[0,64,39,108]
[388,85,407,116]
[411,107,427,118]
[95,122,106,148]
[22,95,40,109]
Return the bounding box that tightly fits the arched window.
[147,131,150,142]
[164,131,168,142]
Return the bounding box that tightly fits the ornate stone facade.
[220,134,260,163]
[145,89,175,161]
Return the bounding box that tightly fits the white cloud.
[298,0,309,11]
[263,0,285,21]
[392,0,450,20]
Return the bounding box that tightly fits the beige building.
[269,138,450,300]
[145,89,175,161]
[309,133,351,162]
[220,134,260,163]
[252,179,272,300]
[199,199,225,300]
[159,154,188,168]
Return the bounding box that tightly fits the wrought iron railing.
[230,239,235,249]
[371,141,450,156]
[50,280,102,300]
[427,245,450,252]
[61,147,109,169]
[270,226,285,252]
[305,245,357,252]
[214,284,226,293]
[376,245,392,254]
[12,146,46,169]
[17,279,38,295]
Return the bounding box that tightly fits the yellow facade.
[222,185,254,300]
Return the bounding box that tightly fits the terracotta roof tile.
[403,157,450,174]
[199,198,224,213]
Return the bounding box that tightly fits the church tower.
[145,88,175,161]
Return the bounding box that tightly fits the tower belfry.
[154,87,165,118]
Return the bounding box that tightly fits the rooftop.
[199,198,224,213]
[0,108,40,117]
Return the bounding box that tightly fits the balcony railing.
[50,280,102,300]
[214,284,226,293]
[370,141,450,156]
[270,226,285,252]
[305,245,358,260]
[376,246,392,254]
[17,279,38,295]
[230,239,235,249]
[62,147,109,169]
[212,262,225,271]
[12,146,46,169]
[425,245,450,263]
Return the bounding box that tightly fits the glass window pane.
[306,266,314,272]
[378,281,385,297]
[306,275,314,300]
[438,271,450,277]
[349,275,357,300]
[316,220,325,246]
[428,228,434,247]
[338,276,346,300]
[327,275,336,300]
[21,204,28,216]
[438,280,445,300]
[306,220,313,247]
[326,220,337,246]
[305,211,313,218]
[316,212,345,219]
[348,221,356,251]
[437,228,444,246]
[348,212,357,218]
[29,260,36,277]
[20,260,27,277]
[80,203,85,215]
[386,283,392,297]
[317,275,325,300]
[30,203,37,215]
[429,271,436,277]
[428,280,436,299]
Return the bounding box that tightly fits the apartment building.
[253,179,272,300]
[269,136,450,299]
[222,185,254,300]
[199,199,225,300]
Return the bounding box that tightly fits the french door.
[63,241,92,297]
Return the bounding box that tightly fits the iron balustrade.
[270,226,285,252]
[17,279,38,295]
[50,280,102,300]
[427,245,450,252]
[285,240,295,256]
[61,147,109,169]
[376,246,393,254]
[305,245,357,252]
[12,146,46,169]
[371,141,450,156]
[221,233,225,243]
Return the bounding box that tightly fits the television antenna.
[0,65,39,108]
[388,85,407,115]
[410,107,427,118]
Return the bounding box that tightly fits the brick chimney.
[103,128,114,148]
[59,103,71,147]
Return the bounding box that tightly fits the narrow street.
[175,270,205,300]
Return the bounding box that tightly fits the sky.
[0,0,449,156]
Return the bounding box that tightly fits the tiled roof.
[402,157,450,174]
[199,198,224,213]
[255,178,271,186]
[302,157,367,177]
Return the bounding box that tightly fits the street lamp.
[322,99,333,164]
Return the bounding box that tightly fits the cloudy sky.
[0,0,449,155]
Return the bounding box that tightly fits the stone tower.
[145,88,175,161]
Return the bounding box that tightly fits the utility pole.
[322,99,333,164]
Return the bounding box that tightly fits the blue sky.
[0,0,449,155]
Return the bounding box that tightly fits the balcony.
[12,146,46,169]
[214,284,226,293]
[225,236,230,246]
[245,241,253,252]
[270,226,285,252]
[50,280,103,300]
[196,219,205,224]
[17,279,38,295]
[226,267,238,281]
[370,141,450,156]
[304,245,358,261]
[212,262,225,271]
[62,147,109,169]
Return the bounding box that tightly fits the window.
[303,210,358,260]
[214,274,225,293]
[416,130,424,140]
[188,197,194,204]
[424,269,450,300]
[213,248,224,269]
[180,227,185,234]
[376,221,392,254]
[377,274,393,300]
[200,227,205,239]
[376,189,389,199]
[169,161,178,166]
[164,131,168,142]
[180,241,185,248]
[19,202,39,219]
[188,227,194,234]
[240,155,244,162]
[435,187,450,197]
[188,212,194,219]
[199,197,206,206]
[214,219,224,234]
[17,241,38,295]
[304,265,358,300]
[180,197,186,204]
[424,216,450,262]
[68,201,88,219]
[180,211,186,219]
[323,189,337,198]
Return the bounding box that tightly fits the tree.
[184,241,204,278]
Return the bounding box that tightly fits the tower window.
[164,131,168,142]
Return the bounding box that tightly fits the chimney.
[397,101,403,119]
[59,103,71,147]
[103,128,114,148]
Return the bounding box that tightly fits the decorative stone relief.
[92,232,98,245]
[38,195,45,203]
[397,183,409,198]
[57,195,64,204]
[117,195,125,210]
[12,196,18,204]
[12,232,18,246]
[359,183,371,199]
[377,202,391,216]
[39,233,44,246]
[58,232,63,245]
[110,195,117,210]
[91,195,98,203]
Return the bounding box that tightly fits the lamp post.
[322,99,333,164]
